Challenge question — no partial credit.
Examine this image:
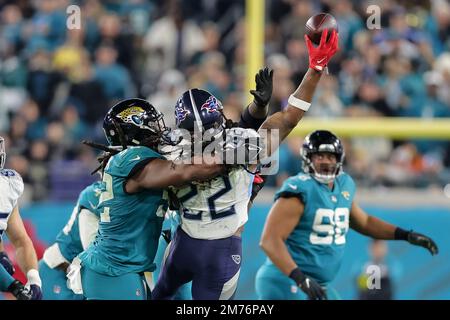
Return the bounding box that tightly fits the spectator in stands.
[93,43,134,101]
[355,240,401,300]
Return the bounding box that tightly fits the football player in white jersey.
[152,29,339,300]
[0,136,42,300]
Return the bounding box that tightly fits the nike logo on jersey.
[231,255,241,264]
[129,155,141,162]
[288,183,297,190]
[317,58,326,64]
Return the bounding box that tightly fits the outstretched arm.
[125,158,225,192]
[350,202,439,255]
[239,67,273,130]
[258,29,338,158]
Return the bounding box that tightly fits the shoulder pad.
[1,169,24,199]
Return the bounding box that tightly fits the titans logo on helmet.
[175,101,191,123]
[201,96,221,114]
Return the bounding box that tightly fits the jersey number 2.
[181,176,236,220]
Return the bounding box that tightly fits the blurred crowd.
[1,0,450,203]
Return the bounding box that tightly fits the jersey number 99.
[310,208,349,245]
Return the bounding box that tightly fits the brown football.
[305,13,338,45]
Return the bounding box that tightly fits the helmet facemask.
[301,145,344,184]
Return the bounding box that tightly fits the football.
[305,13,338,45]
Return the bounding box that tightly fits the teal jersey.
[79,146,166,276]
[270,172,356,285]
[55,181,102,262]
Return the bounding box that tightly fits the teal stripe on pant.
[81,265,147,300]
[0,263,15,291]
[38,260,84,300]
[255,263,341,300]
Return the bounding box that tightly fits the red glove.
[304,29,339,72]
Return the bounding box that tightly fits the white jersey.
[159,127,260,240]
[172,167,254,240]
[0,169,24,238]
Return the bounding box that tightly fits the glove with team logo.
[26,284,42,300]
[304,29,339,72]
[25,269,43,300]
[0,252,15,275]
[250,67,273,108]
[289,267,327,300]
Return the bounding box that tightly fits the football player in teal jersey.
[256,130,439,300]
[38,181,102,300]
[67,98,224,300]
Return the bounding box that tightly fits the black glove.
[408,231,439,255]
[0,252,15,275]
[161,229,172,244]
[289,268,327,300]
[250,67,273,108]
[7,280,32,300]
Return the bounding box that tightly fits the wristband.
[239,106,266,130]
[26,269,42,287]
[288,95,311,111]
[288,267,306,286]
[394,227,410,241]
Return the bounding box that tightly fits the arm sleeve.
[239,105,267,130]
[78,209,100,250]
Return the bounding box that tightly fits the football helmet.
[300,130,345,184]
[103,98,169,148]
[174,89,227,151]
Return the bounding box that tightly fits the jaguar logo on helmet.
[117,106,145,125]
[201,96,221,114]
[103,98,169,148]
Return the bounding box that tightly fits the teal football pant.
[38,260,84,300]
[255,263,341,300]
[81,265,147,300]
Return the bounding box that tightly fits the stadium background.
[0,0,449,299]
